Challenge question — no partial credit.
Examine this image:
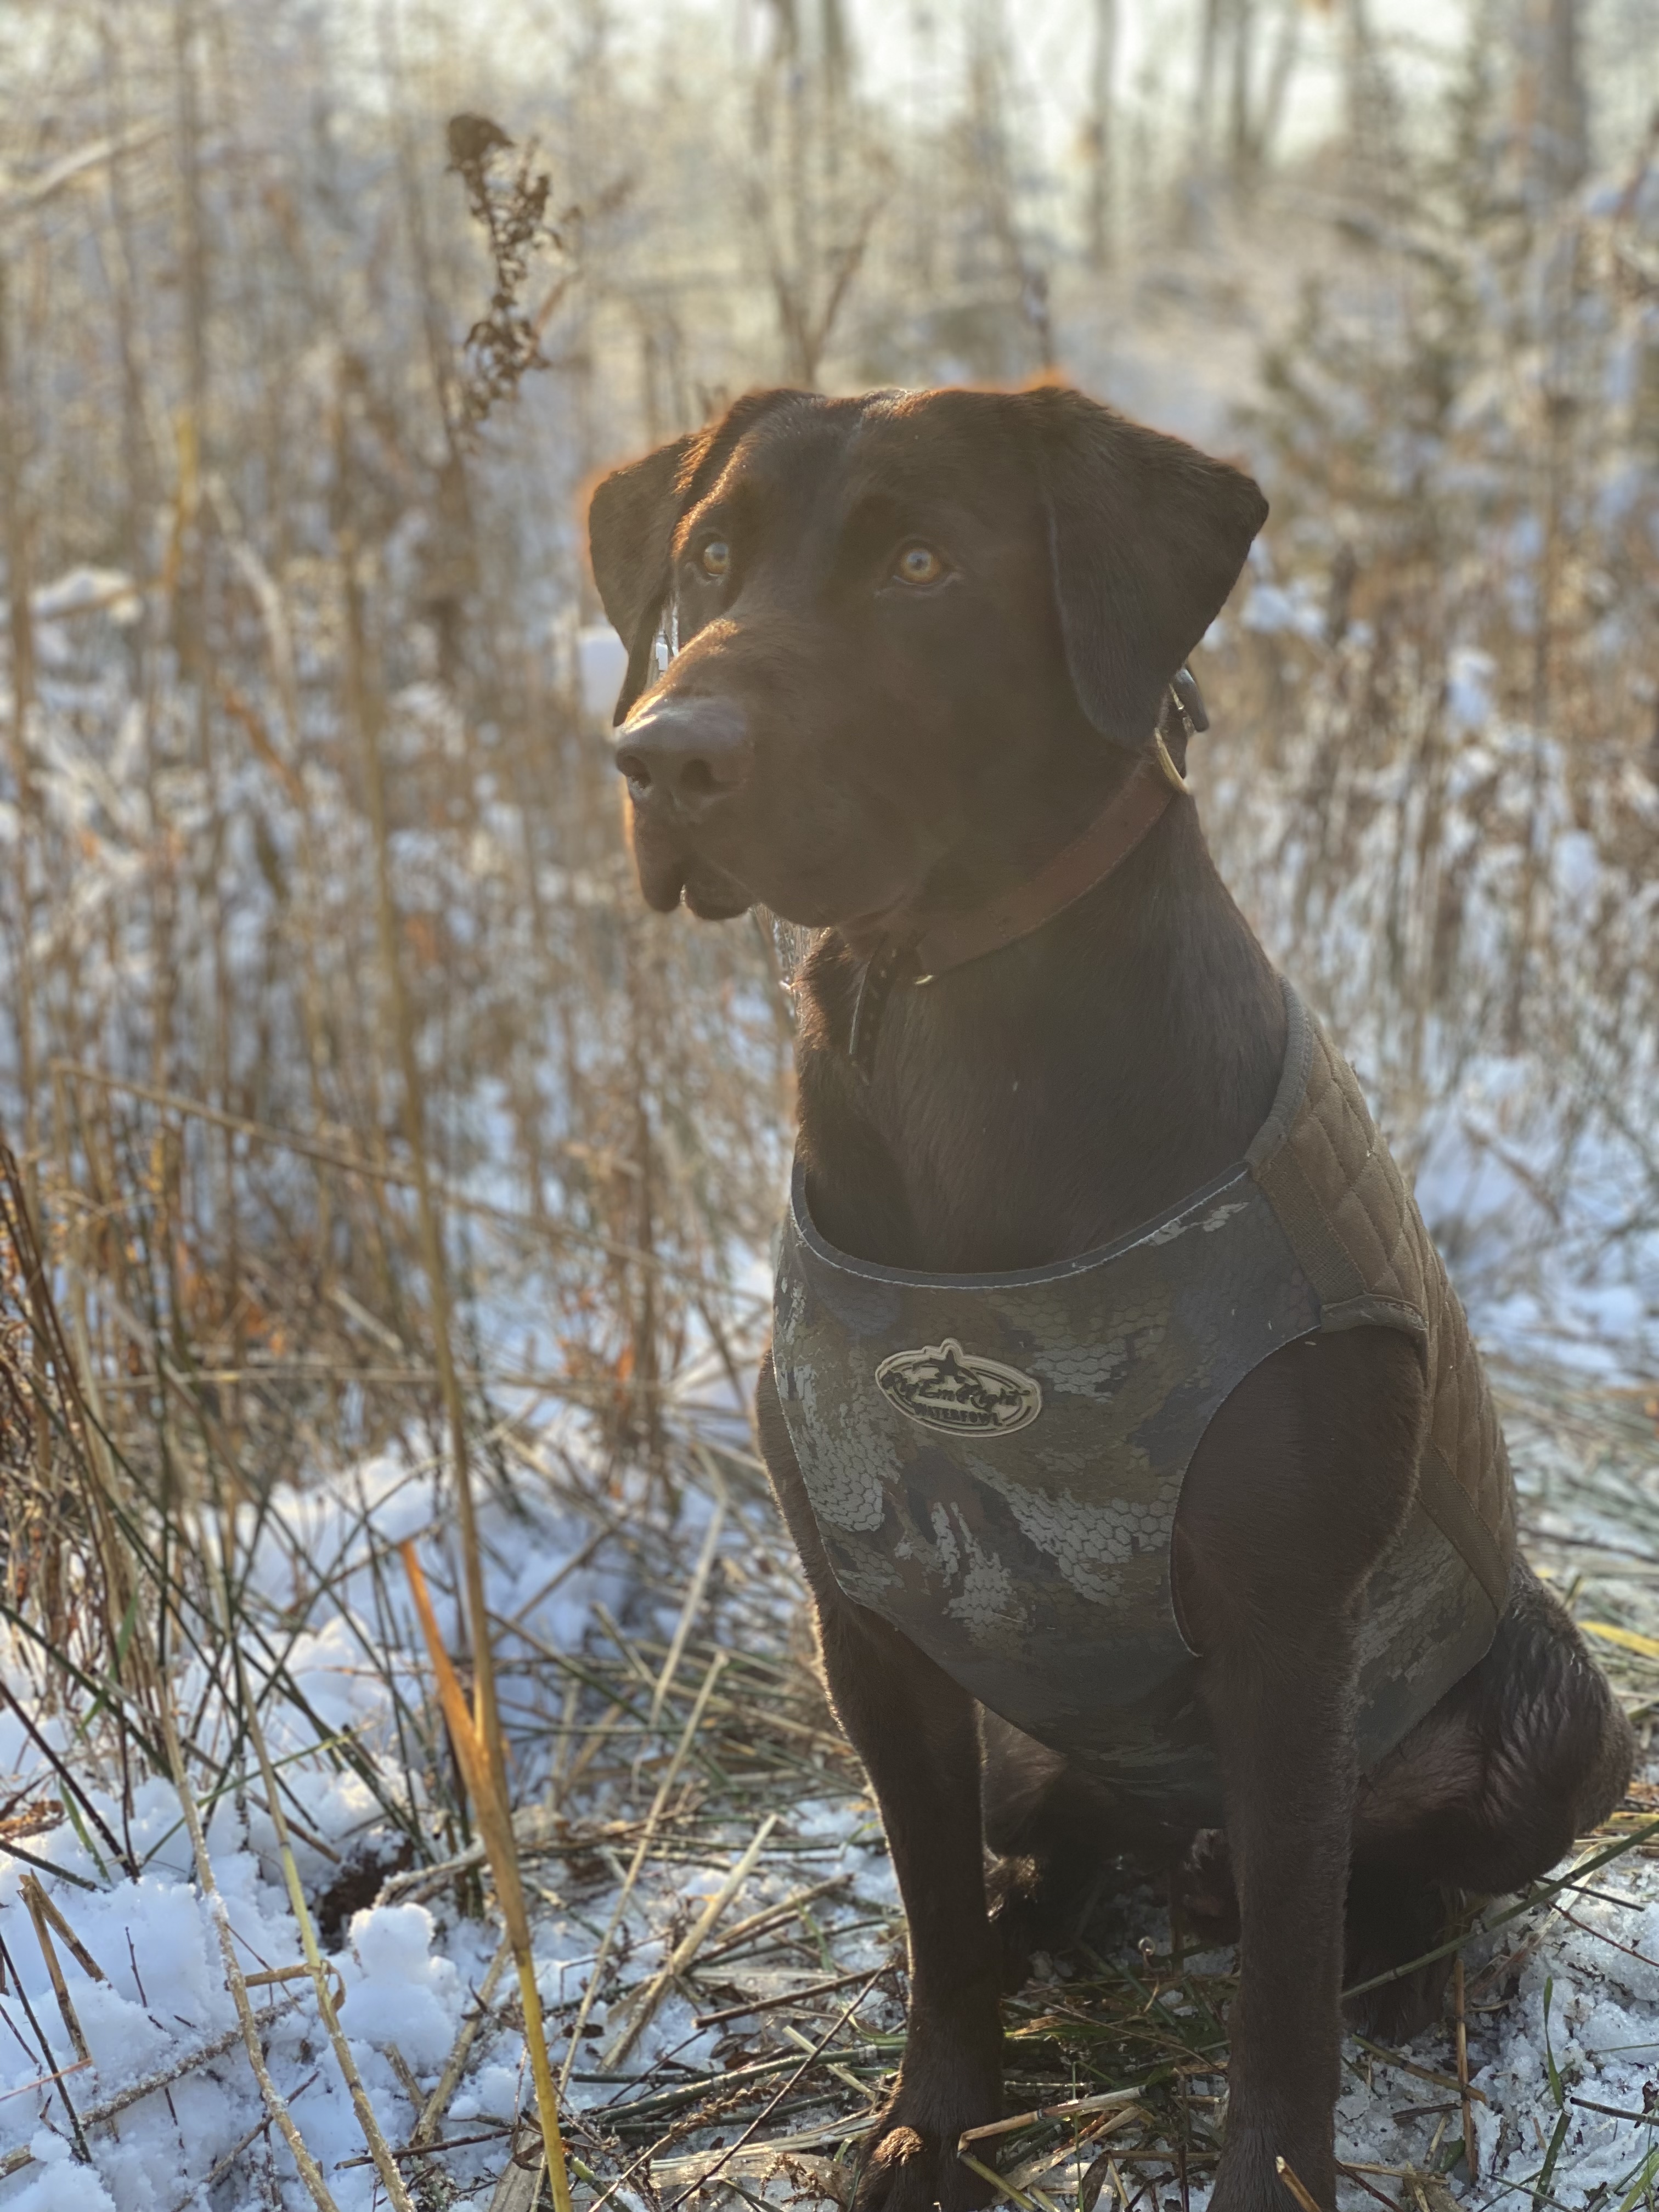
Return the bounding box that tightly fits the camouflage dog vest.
[772,980,1516,1821]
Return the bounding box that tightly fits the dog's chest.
[772,979,1515,1818]
[772,1148,1317,1814]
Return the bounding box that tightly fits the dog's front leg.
[1181,1333,1421,2210]
[821,1599,1004,2211]
[1198,1618,1358,2212]
[757,1361,1001,2212]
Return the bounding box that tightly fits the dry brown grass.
[0,13,1655,2202]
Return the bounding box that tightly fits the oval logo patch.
[874,1338,1042,1437]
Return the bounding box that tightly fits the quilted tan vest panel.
[1247,997,1516,1620]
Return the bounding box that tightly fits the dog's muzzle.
[614,696,753,825]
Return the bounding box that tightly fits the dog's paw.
[851,2079,1002,2212]
[853,2119,992,2212]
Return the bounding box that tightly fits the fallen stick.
[1276,2157,1326,2212]
[659,1971,883,2212]
[1336,2162,1406,2212]
[18,1874,107,1983]
[376,1801,562,1906]
[18,1876,93,2064]
[603,1810,778,2066]
[0,1837,100,1892]
[165,2112,272,2212]
[556,1649,729,2090]
[1004,2111,1136,2196]
[1352,2035,1487,2104]
[650,2111,869,2183]
[1099,2149,1219,2164]
[0,2001,303,2180]
[648,1482,727,1726]
[413,1934,513,2147]
[0,2058,91,2109]
[694,1963,885,2028]
[960,2085,1148,2146]
[590,2036,898,2129]
[958,2149,1048,2211]
[162,2068,319,2212]
[1453,1953,1477,2182]
[696,1874,853,1964]
[1570,2093,1659,2123]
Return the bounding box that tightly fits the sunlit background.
[4,0,1656,1398]
[1,5,1657,2204]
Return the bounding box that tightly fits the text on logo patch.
[874,1339,1042,1436]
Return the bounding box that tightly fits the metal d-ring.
[1154,728,1192,795]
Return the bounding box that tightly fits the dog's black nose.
[614,698,752,821]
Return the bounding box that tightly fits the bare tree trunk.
[1513,0,1589,205]
[1085,0,1118,269]
[1180,0,1227,239]
[750,0,880,387]
[1340,0,1402,201]
[381,6,480,694]
[968,0,1055,370]
[1228,0,1257,183]
[1253,0,1305,174]
[1193,0,1224,163]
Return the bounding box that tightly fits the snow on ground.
[0,1348,1656,2211]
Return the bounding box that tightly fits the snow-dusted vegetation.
[0,2,1656,2207]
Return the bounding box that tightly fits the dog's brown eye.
[700,539,731,580]
[894,544,944,586]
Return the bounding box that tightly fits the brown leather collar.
[845,689,1199,1080]
[909,748,1178,978]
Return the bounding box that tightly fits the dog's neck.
[793,794,1286,1276]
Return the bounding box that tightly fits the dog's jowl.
[588,386,1633,2212]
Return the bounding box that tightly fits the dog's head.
[587,385,1266,929]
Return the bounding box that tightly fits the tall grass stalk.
[400,1541,574,2212]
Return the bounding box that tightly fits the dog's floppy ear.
[588,431,702,725]
[588,391,800,724]
[1024,386,1267,749]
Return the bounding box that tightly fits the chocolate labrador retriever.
[586,385,1632,2212]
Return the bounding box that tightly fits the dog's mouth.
[628,795,923,935]
[632,833,753,921]
[682,864,753,920]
